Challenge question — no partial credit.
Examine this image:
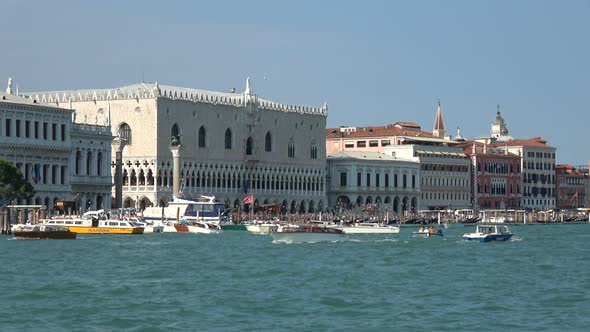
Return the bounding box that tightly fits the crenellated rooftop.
[24,78,328,117]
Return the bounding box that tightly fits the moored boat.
[12,225,76,239]
[245,221,278,234]
[270,225,348,243]
[42,215,144,234]
[463,224,513,242]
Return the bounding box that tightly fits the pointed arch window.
[171,123,181,145]
[198,126,206,147]
[310,140,318,159]
[246,137,253,155]
[288,139,295,158]
[118,123,132,144]
[265,132,272,152]
[97,152,102,176]
[225,128,232,149]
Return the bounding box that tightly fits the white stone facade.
[386,144,471,210]
[499,144,556,209]
[327,151,420,213]
[0,91,112,211]
[29,79,328,213]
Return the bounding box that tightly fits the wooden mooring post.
[1,207,10,235]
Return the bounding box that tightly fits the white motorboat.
[142,195,227,225]
[186,221,222,234]
[413,226,444,237]
[333,222,400,234]
[245,221,278,234]
[463,224,513,242]
[270,225,348,243]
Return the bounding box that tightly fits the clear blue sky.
[2,0,588,165]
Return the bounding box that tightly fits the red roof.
[326,124,435,139]
[490,137,555,149]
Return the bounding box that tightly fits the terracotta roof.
[394,122,421,129]
[490,137,555,149]
[326,124,435,139]
[456,140,520,158]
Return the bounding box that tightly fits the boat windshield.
[185,203,225,217]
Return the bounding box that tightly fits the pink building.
[460,141,522,209]
[555,164,587,209]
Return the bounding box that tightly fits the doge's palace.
[28,78,328,213]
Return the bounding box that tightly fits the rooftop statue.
[6,77,13,94]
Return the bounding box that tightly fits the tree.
[0,159,35,204]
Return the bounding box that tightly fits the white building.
[477,110,556,209]
[1,79,112,210]
[385,138,471,210]
[327,151,420,213]
[492,138,556,209]
[27,78,328,213]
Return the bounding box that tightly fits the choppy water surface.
[1,224,589,331]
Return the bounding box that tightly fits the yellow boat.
[41,215,144,234]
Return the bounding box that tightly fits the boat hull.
[270,232,348,243]
[13,230,76,239]
[339,226,400,234]
[463,234,513,242]
[413,231,444,237]
[221,224,247,231]
[143,226,164,233]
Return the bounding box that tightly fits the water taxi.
[12,225,76,239]
[270,225,348,243]
[463,224,513,242]
[42,215,144,234]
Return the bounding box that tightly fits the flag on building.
[242,194,254,205]
[32,164,40,184]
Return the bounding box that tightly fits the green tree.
[0,159,35,204]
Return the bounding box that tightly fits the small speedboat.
[13,225,76,239]
[463,224,513,242]
[334,222,400,234]
[413,227,444,237]
[270,225,348,243]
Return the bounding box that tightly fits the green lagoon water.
[1,224,589,331]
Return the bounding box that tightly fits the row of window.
[477,183,521,195]
[344,140,391,148]
[524,162,555,170]
[523,173,555,184]
[522,186,555,197]
[120,123,319,160]
[422,177,468,187]
[339,172,417,189]
[421,164,469,173]
[15,162,67,186]
[527,152,555,159]
[75,151,104,176]
[120,168,325,192]
[477,161,518,174]
[2,118,66,141]
[422,192,469,201]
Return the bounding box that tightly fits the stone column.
[169,144,182,198]
[112,137,126,209]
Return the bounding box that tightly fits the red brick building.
[556,164,587,209]
[460,141,522,209]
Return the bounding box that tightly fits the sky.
[1,0,588,165]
